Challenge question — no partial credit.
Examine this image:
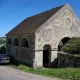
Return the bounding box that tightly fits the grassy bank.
[9,64,80,80]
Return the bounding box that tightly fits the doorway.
[43,45,51,67]
[58,37,70,51]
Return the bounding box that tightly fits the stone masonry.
[6,4,80,67]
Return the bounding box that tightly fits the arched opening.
[8,38,12,45]
[58,37,70,51]
[21,38,29,48]
[43,45,51,67]
[13,38,19,46]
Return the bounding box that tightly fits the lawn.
[9,64,80,80]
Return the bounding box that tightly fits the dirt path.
[0,66,60,80]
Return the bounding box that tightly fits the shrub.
[61,37,80,54]
[0,45,6,54]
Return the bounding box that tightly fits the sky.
[0,0,80,37]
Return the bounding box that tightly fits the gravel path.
[0,66,60,80]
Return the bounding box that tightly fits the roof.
[6,5,64,35]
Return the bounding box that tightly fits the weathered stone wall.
[6,34,35,66]
[6,34,35,49]
[35,4,80,67]
[58,52,80,67]
[6,4,80,67]
[36,7,80,50]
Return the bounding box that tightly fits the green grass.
[9,64,80,80]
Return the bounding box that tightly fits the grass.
[9,64,80,80]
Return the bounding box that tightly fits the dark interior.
[43,49,49,67]
[58,37,70,51]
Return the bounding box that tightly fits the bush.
[0,45,6,54]
[61,37,80,54]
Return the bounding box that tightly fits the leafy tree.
[0,45,6,54]
[0,37,6,44]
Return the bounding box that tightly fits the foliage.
[61,37,80,54]
[0,37,6,54]
[0,45,6,54]
[0,37,6,44]
[9,64,80,80]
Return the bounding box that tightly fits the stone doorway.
[58,37,70,51]
[43,45,51,67]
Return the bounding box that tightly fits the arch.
[58,37,70,51]
[21,37,29,48]
[8,38,12,45]
[43,44,51,67]
[13,38,19,46]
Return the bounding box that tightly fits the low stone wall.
[7,45,35,67]
[58,52,80,67]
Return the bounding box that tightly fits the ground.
[0,66,60,80]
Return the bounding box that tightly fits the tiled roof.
[6,5,64,35]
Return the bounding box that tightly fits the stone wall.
[58,52,80,67]
[35,6,80,50]
[6,4,80,67]
[6,34,35,66]
[35,5,80,67]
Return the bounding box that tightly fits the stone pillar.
[35,51,43,67]
[33,59,37,69]
[51,50,57,61]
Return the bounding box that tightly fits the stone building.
[6,3,80,67]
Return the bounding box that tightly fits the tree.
[0,45,6,54]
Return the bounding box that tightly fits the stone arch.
[13,38,19,46]
[8,38,12,45]
[21,37,29,48]
[58,37,70,51]
[43,44,51,67]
